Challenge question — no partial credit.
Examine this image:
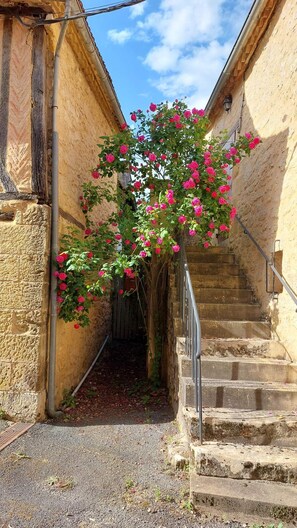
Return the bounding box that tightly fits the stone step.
[180,356,297,383]
[186,252,236,264]
[183,407,297,446]
[200,320,271,339]
[200,338,288,359]
[190,473,297,523]
[191,441,297,484]
[182,377,297,411]
[199,303,262,321]
[191,275,247,289]
[185,246,230,254]
[173,302,262,321]
[176,337,288,359]
[195,287,254,304]
[188,262,241,276]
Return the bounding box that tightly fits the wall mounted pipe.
[47,0,71,418]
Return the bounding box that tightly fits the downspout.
[47,0,71,418]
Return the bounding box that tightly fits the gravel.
[0,341,247,528]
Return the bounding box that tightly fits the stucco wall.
[209,0,297,360]
[47,24,119,406]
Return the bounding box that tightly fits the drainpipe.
[47,0,71,418]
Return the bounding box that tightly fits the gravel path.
[0,341,245,528]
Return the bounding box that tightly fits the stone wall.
[0,201,50,420]
[209,0,297,360]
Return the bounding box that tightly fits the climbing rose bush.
[56,99,261,328]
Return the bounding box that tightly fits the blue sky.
[83,0,254,120]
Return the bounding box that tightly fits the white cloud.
[130,2,146,19]
[108,29,133,45]
[144,46,181,73]
[136,0,253,106]
[137,0,225,48]
[149,40,233,108]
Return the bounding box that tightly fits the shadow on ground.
[56,339,173,427]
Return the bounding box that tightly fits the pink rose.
[178,215,187,224]
[194,206,203,217]
[188,161,199,171]
[230,207,237,219]
[172,244,180,253]
[106,153,115,163]
[206,167,216,176]
[120,144,128,154]
[219,197,227,205]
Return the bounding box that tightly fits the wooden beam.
[0,17,17,193]
[31,26,47,201]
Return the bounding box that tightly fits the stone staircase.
[171,246,297,525]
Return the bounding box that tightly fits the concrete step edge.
[184,406,297,422]
[183,376,297,391]
[190,473,297,513]
[181,355,292,366]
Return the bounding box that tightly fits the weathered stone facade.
[0,1,122,419]
[207,0,297,361]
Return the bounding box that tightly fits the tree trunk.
[146,254,168,385]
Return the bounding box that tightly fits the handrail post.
[235,215,297,310]
[178,237,203,444]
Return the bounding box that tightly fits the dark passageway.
[62,340,171,425]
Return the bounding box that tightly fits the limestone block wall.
[209,0,297,361]
[0,201,50,420]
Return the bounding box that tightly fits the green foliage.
[0,408,7,420]
[56,99,261,329]
[61,389,76,409]
[124,477,135,490]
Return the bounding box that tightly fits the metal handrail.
[235,215,297,310]
[178,239,203,444]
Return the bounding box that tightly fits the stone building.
[206,0,297,361]
[0,0,123,420]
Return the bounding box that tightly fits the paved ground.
[0,341,246,528]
